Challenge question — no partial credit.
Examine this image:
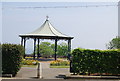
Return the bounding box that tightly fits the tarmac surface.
[2,79,120,81]
[1,61,120,81]
[15,62,70,79]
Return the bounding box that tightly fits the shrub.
[71,48,120,75]
[50,60,70,66]
[2,44,24,76]
[21,59,39,65]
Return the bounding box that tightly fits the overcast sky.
[1,2,118,53]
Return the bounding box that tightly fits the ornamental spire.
[46,15,49,20]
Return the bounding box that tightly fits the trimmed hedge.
[2,44,24,76]
[71,48,120,75]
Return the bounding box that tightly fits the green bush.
[2,44,24,76]
[21,59,39,65]
[50,60,70,66]
[71,48,120,75]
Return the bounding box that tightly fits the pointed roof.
[19,18,73,39]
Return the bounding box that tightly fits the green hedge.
[71,48,120,75]
[2,44,24,76]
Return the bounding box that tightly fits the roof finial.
[46,15,49,20]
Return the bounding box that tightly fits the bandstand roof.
[19,18,73,40]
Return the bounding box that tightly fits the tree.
[106,36,120,49]
[51,42,68,57]
[36,42,68,58]
[37,42,54,58]
[57,42,68,57]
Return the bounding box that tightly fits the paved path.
[2,79,120,81]
[15,67,37,79]
[41,62,70,79]
[2,62,120,81]
[14,62,70,79]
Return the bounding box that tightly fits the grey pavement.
[1,62,120,81]
[15,67,37,79]
[1,79,120,81]
[15,62,70,79]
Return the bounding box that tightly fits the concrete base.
[65,75,120,79]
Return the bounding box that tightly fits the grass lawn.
[50,66,70,68]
